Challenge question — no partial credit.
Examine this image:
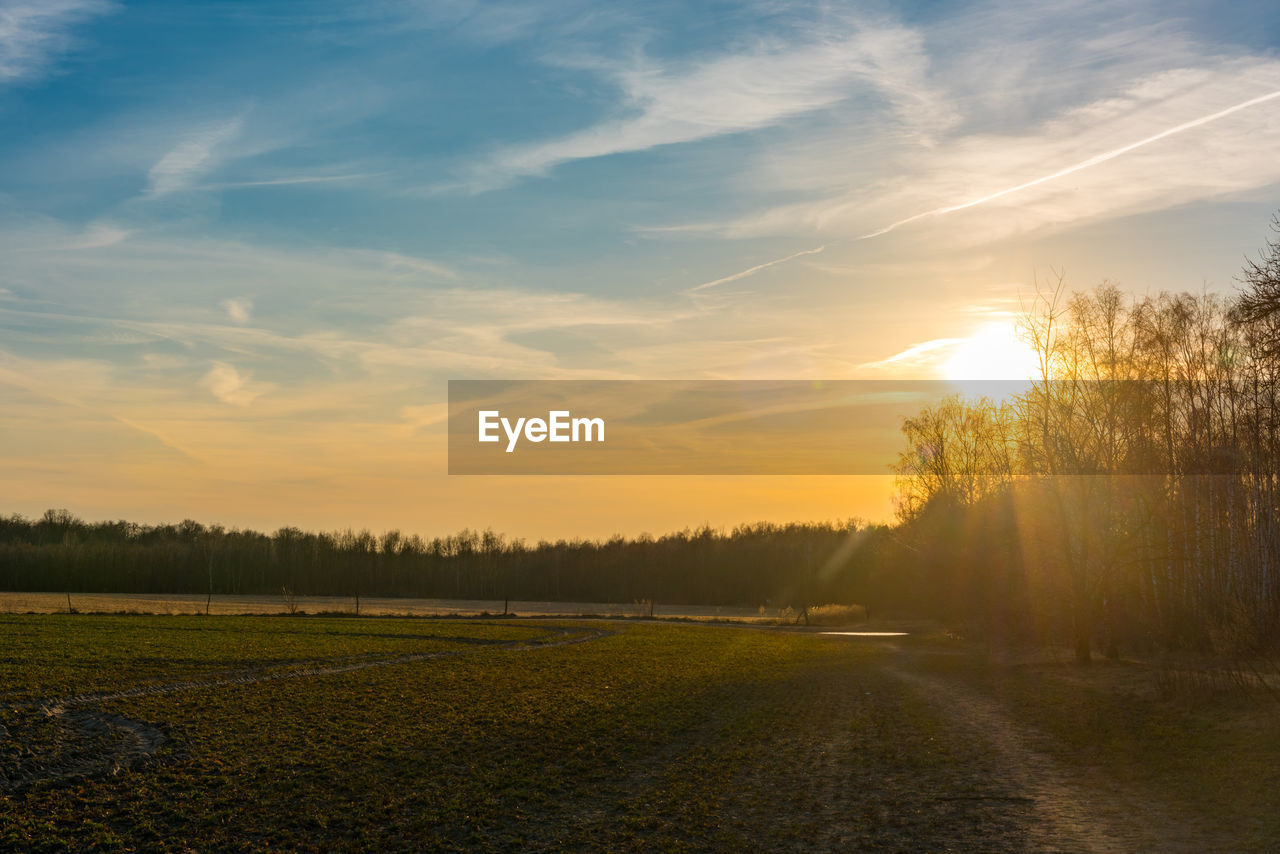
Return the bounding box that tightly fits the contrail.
[200,172,383,189]
[859,88,1280,240]
[686,245,825,293]
[0,364,205,463]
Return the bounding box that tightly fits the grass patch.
[804,603,868,626]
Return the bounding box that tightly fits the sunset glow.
[942,322,1043,382]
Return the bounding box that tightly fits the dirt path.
[877,646,1227,853]
[2,626,611,793]
[44,626,609,708]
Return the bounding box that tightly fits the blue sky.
[3,0,1280,537]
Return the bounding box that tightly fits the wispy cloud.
[467,19,945,189]
[0,220,883,391]
[860,338,962,373]
[59,222,133,250]
[202,361,270,406]
[146,114,246,197]
[0,0,113,84]
[221,298,251,324]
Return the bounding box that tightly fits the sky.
[3,0,1280,540]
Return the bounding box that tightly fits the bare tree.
[1233,214,1280,327]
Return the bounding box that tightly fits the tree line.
[0,510,899,611]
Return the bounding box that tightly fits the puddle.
[821,631,908,637]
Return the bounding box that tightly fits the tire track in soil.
[3,626,611,793]
[549,655,1038,851]
[713,658,1038,853]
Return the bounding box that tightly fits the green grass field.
[2,615,1278,851]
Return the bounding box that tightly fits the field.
[2,615,1279,852]
[0,593,765,620]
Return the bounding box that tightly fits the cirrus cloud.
[0,0,113,85]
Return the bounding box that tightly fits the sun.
[942,321,1042,383]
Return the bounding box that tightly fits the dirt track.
[876,647,1223,853]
